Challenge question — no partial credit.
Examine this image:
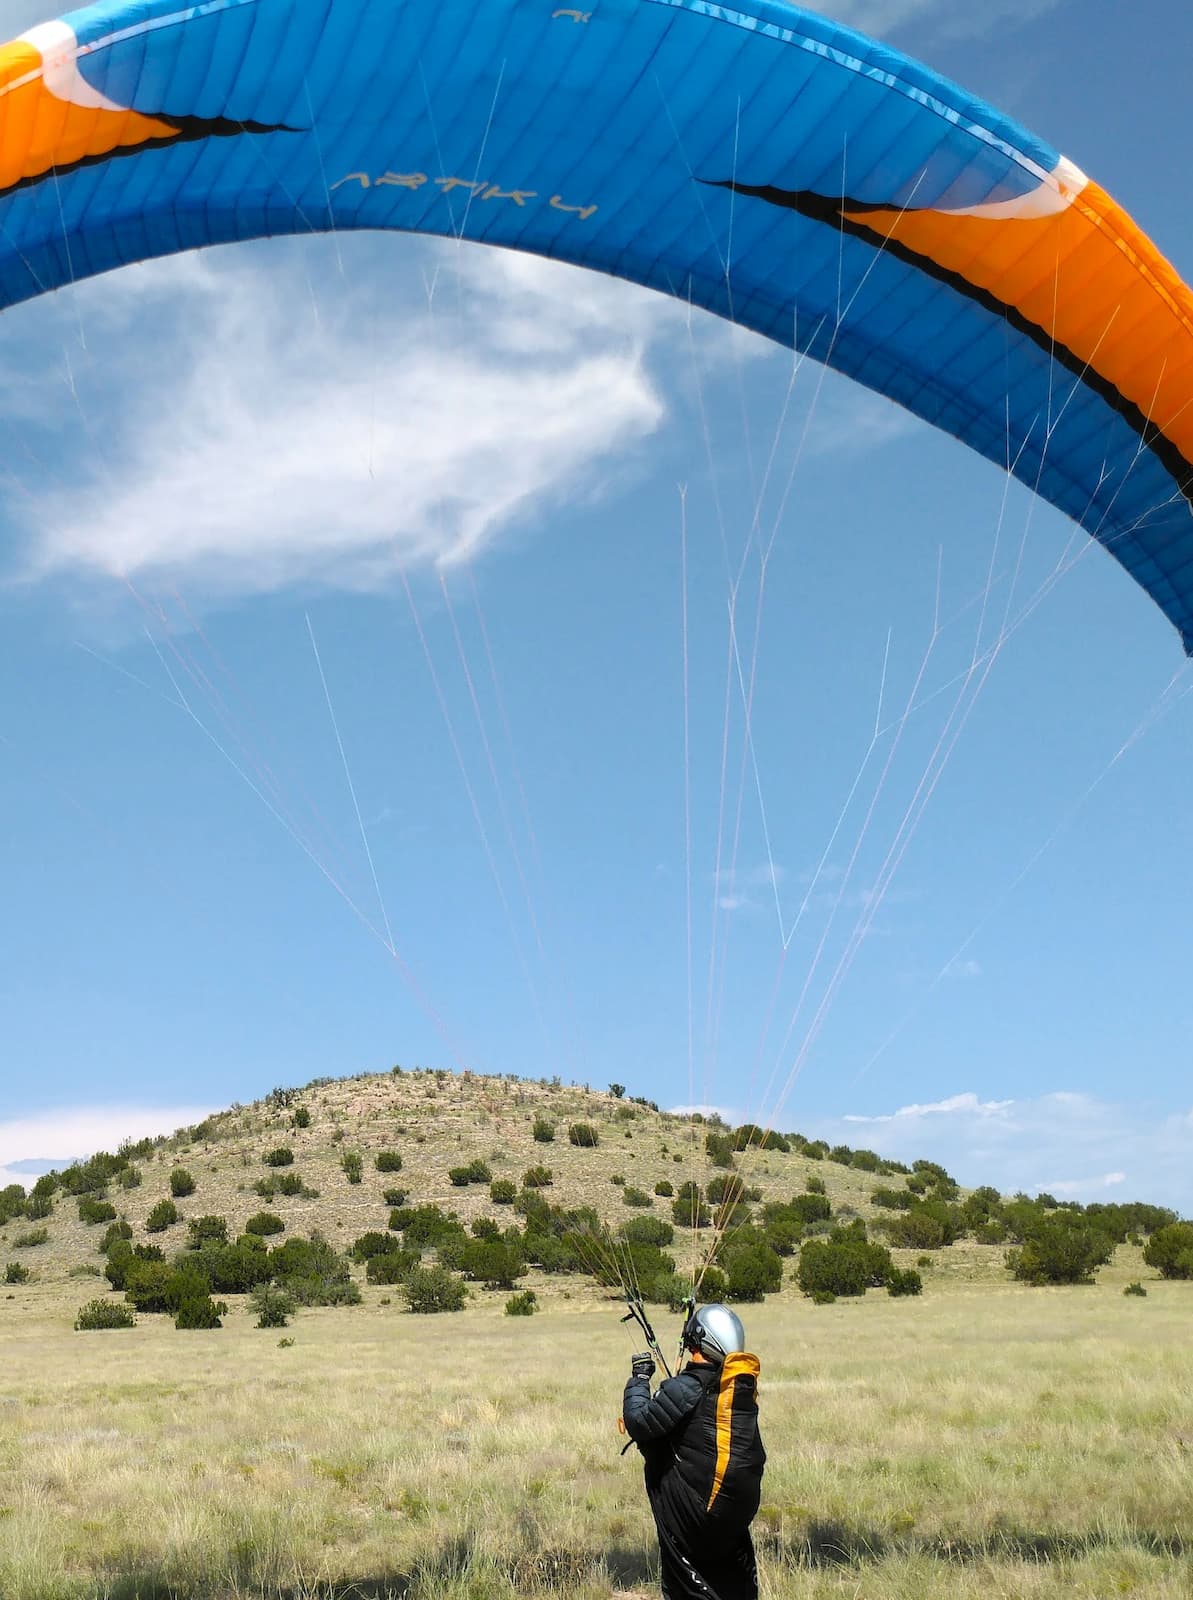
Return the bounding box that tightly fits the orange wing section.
[0,36,179,195]
[843,183,1193,479]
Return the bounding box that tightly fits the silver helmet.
[683,1302,746,1362]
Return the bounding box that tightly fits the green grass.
[1,1071,1188,1596]
[0,1276,1189,1598]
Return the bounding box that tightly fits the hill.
[0,1067,1181,1315]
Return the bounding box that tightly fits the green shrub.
[733,1124,790,1154]
[352,1231,406,1262]
[887,1268,923,1298]
[462,1238,526,1288]
[251,1284,296,1328]
[200,1239,273,1294]
[760,1218,801,1257]
[797,1223,893,1299]
[705,1131,735,1169]
[391,1204,460,1246]
[100,1220,133,1254]
[263,1147,295,1168]
[850,1149,881,1173]
[622,1186,653,1208]
[341,1152,363,1185]
[245,1212,285,1237]
[723,1243,783,1302]
[1006,1216,1115,1286]
[568,1123,599,1148]
[805,1174,826,1194]
[1123,1281,1148,1298]
[654,1180,674,1198]
[383,1187,409,1208]
[174,1293,227,1330]
[1142,1222,1193,1280]
[672,1183,711,1230]
[104,1241,163,1291]
[23,1192,53,1221]
[75,1299,136,1330]
[532,1117,555,1143]
[184,1215,227,1250]
[273,1172,316,1198]
[145,1199,178,1234]
[622,1217,675,1247]
[505,1289,538,1317]
[403,1265,467,1313]
[699,1263,729,1298]
[293,1107,311,1129]
[706,1174,745,1206]
[123,1259,176,1312]
[5,1262,30,1284]
[871,1186,913,1211]
[375,1151,403,1172]
[490,1179,517,1205]
[77,1196,117,1226]
[169,1168,196,1199]
[522,1165,553,1189]
[810,1288,836,1305]
[269,1232,362,1306]
[448,1159,492,1187]
[367,1249,422,1285]
[12,1226,49,1249]
[471,1217,501,1240]
[118,1166,143,1190]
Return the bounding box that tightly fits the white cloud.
[14,245,677,598]
[822,1090,1193,1211]
[844,1090,1012,1123]
[715,862,785,915]
[1046,1171,1126,1197]
[0,1104,216,1192]
[813,0,1063,42]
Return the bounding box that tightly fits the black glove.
[631,1351,656,1380]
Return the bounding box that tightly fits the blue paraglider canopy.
[3,0,1193,647]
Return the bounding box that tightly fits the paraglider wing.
[2,0,1192,647]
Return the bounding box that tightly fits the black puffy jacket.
[623,1355,765,1534]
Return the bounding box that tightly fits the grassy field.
[1,1274,1190,1600]
[1,1073,1188,1597]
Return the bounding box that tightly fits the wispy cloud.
[943,958,983,980]
[715,863,785,914]
[0,1105,217,1193]
[844,1090,1013,1123]
[13,246,679,599]
[822,1090,1193,1210]
[1046,1171,1126,1197]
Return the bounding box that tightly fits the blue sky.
[2,0,1192,1211]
